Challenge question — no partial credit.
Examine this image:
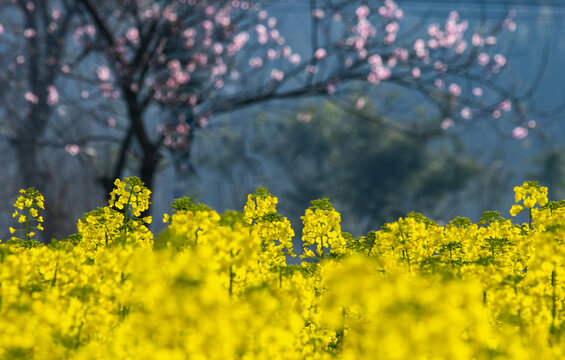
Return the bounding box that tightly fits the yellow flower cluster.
[77,178,153,256]
[3,179,565,359]
[109,177,152,219]
[510,180,548,217]
[301,198,346,259]
[8,187,44,243]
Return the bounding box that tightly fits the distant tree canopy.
[0,0,554,239]
[242,99,480,233]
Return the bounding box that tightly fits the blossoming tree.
[0,0,550,228]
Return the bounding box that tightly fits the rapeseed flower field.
[1,178,564,359]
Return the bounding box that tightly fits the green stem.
[551,269,557,333]
[229,250,234,297]
[529,208,533,230]
[229,264,234,297]
[24,207,31,242]
[51,263,58,287]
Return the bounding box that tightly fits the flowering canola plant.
[2,179,565,358]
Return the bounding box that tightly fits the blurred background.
[1,0,564,242]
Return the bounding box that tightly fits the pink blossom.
[528,120,537,128]
[367,54,383,66]
[472,87,483,97]
[368,73,379,84]
[213,43,224,55]
[24,92,39,104]
[81,91,90,99]
[345,57,353,67]
[494,54,506,67]
[256,24,267,35]
[505,20,517,32]
[65,144,80,156]
[289,54,301,64]
[355,97,366,109]
[229,32,249,54]
[412,67,421,79]
[477,53,489,66]
[384,33,396,45]
[356,5,370,20]
[84,25,96,36]
[258,10,268,20]
[314,48,327,60]
[107,117,116,127]
[258,33,268,45]
[434,61,447,73]
[270,69,284,81]
[434,79,444,89]
[326,83,336,94]
[267,49,277,60]
[144,9,155,19]
[16,56,25,64]
[441,118,454,130]
[492,110,501,118]
[269,29,280,41]
[306,65,318,74]
[333,12,342,21]
[375,66,391,80]
[215,10,231,27]
[164,7,177,22]
[268,17,277,28]
[61,65,70,73]
[202,20,214,34]
[97,66,111,81]
[460,107,472,119]
[183,28,196,38]
[428,39,439,49]
[249,57,263,68]
[297,112,312,123]
[455,41,467,54]
[24,28,36,38]
[512,126,528,139]
[393,48,409,61]
[0,24,4,34]
[499,100,511,112]
[199,115,209,128]
[176,122,190,134]
[193,53,208,66]
[52,9,61,20]
[448,83,461,97]
[211,62,227,77]
[168,60,181,70]
[47,85,59,106]
[486,36,497,45]
[472,33,484,47]
[386,22,399,34]
[312,9,324,19]
[126,27,139,43]
[414,39,427,58]
[428,23,441,38]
